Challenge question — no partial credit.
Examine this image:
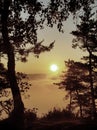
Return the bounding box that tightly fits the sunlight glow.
[50,64,58,72]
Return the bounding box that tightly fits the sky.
[20,16,85,116]
[16,16,84,74]
[1,6,87,118]
[1,0,92,117]
[23,74,67,117]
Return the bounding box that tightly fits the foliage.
[0,63,31,120]
[0,0,55,60]
[0,0,96,60]
[71,4,97,118]
[71,3,97,70]
[41,107,75,120]
[55,60,94,118]
[24,108,38,127]
[44,0,95,32]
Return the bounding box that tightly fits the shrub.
[42,107,75,120]
[24,108,38,126]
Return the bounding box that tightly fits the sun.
[50,64,58,72]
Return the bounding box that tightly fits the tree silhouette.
[56,60,93,118]
[0,0,54,129]
[71,4,97,119]
[0,63,30,120]
[44,0,95,32]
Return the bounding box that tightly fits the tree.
[71,3,97,119]
[0,63,30,120]
[44,0,95,32]
[0,0,54,129]
[56,60,92,118]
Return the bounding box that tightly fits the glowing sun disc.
[50,64,58,72]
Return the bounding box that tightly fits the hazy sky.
[16,16,85,74]
[15,0,97,75]
[14,10,86,116]
[23,74,67,117]
[1,0,92,117]
[19,15,85,116]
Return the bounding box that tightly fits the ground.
[0,118,97,130]
[26,119,97,130]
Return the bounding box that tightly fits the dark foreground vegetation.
[26,120,97,130]
[0,108,97,130]
[0,116,97,130]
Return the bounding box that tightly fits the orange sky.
[15,16,86,116]
[15,16,85,74]
[1,6,88,117]
[23,74,67,117]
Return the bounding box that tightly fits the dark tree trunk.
[1,0,24,129]
[69,91,72,112]
[76,90,83,118]
[85,37,96,119]
[88,52,96,119]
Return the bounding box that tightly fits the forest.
[0,0,97,130]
